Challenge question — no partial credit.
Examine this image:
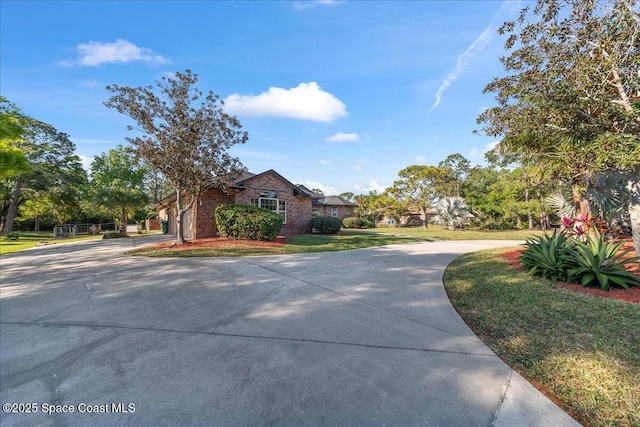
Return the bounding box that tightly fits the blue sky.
[1,0,524,195]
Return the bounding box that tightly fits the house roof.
[156,169,318,209]
[231,169,313,197]
[313,195,356,207]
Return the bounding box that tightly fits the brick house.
[158,169,316,239]
[312,195,356,220]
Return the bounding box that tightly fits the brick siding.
[233,172,312,235]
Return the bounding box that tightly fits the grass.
[361,225,546,240]
[128,231,430,257]
[0,231,102,255]
[443,248,640,427]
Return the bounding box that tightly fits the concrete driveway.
[0,235,580,426]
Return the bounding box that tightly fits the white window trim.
[250,195,287,224]
[331,207,338,217]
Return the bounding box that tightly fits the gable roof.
[232,169,313,197]
[314,195,356,207]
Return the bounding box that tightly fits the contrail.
[428,1,522,113]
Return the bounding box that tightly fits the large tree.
[105,70,248,244]
[1,118,87,233]
[0,97,30,181]
[387,165,448,228]
[90,146,149,236]
[438,153,470,198]
[478,0,640,255]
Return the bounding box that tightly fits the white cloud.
[303,180,338,195]
[470,140,500,159]
[60,39,171,67]
[78,154,95,173]
[229,148,279,160]
[79,80,100,88]
[324,132,359,143]
[416,155,426,163]
[293,0,341,10]
[485,140,500,151]
[223,82,347,122]
[318,159,330,166]
[72,138,121,145]
[354,165,362,171]
[428,1,521,113]
[355,180,386,193]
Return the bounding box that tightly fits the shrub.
[521,231,572,281]
[311,216,342,234]
[342,217,373,229]
[521,231,640,291]
[102,231,123,239]
[564,236,640,291]
[215,204,283,241]
[5,232,20,240]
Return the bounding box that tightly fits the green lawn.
[128,232,429,257]
[0,231,102,255]
[360,225,546,240]
[443,248,640,427]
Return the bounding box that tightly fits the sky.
[0,0,525,196]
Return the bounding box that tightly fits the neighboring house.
[313,195,356,220]
[377,209,438,227]
[158,169,318,239]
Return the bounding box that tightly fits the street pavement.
[0,235,581,426]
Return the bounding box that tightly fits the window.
[250,192,287,224]
[331,207,338,217]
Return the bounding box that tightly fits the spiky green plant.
[564,236,640,291]
[521,231,572,281]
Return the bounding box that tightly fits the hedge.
[311,216,342,234]
[342,217,373,229]
[215,204,284,241]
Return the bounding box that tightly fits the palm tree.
[435,197,471,230]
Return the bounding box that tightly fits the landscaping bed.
[503,241,640,304]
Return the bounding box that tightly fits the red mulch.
[151,236,287,251]
[503,241,640,304]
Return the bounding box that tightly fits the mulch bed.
[503,241,640,304]
[151,236,287,251]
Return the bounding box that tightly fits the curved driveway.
[0,235,580,426]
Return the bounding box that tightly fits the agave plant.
[520,231,572,281]
[564,236,640,291]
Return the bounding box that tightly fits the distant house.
[312,195,356,220]
[377,209,438,227]
[157,170,353,239]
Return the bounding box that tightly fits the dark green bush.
[521,232,640,291]
[5,232,20,240]
[311,216,342,234]
[215,204,283,241]
[102,231,123,239]
[564,236,640,291]
[521,231,572,281]
[342,217,373,229]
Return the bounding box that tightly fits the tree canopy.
[477,0,640,254]
[105,69,248,244]
[90,145,149,235]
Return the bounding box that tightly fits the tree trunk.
[34,214,40,232]
[2,175,23,234]
[420,206,428,229]
[516,215,522,229]
[571,185,590,216]
[176,189,186,245]
[627,178,640,260]
[119,208,127,236]
[525,188,534,230]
